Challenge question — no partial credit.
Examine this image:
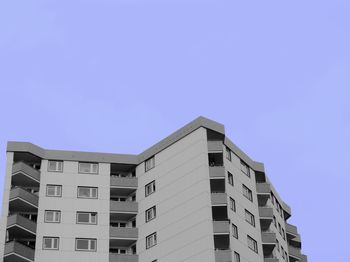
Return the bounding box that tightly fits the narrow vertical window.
[242,184,253,202]
[145,180,156,197]
[240,160,250,177]
[145,156,155,172]
[146,232,157,249]
[145,206,156,222]
[247,235,258,253]
[245,209,255,227]
[229,197,236,212]
[234,252,240,262]
[228,172,234,186]
[232,224,238,239]
[225,147,231,161]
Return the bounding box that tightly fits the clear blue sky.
[1,0,349,261]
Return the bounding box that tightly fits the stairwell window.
[44,210,61,223]
[242,184,253,202]
[247,235,258,253]
[232,223,238,239]
[76,238,97,252]
[145,206,156,222]
[145,156,155,172]
[245,209,255,227]
[46,185,62,197]
[145,180,156,197]
[79,162,98,174]
[228,172,234,186]
[225,147,231,161]
[77,212,97,225]
[43,237,59,250]
[146,232,157,249]
[240,160,250,177]
[48,161,63,172]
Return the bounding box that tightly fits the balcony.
[110,227,138,239]
[288,245,302,260]
[214,249,232,262]
[282,201,292,219]
[211,193,227,205]
[110,176,137,188]
[256,183,270,206]
[213,221,230,234]
[259,207,274,231]
[11,162,40,187]
[109,253,138,262]
[9,188,38,213]
[207,141,223,152]
[286,223,298,237]
[209,166,225,178]
[4,241,35,262]
[7,215,37,240]
[262,232,276,255]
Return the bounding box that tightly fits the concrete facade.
[0,117,307,262]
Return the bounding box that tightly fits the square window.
[247,235,258,253]
[146,232,157,249]
[44,210,61,223]
[46,185,62,197]
[145,206,156,222]
[43,237,59,250]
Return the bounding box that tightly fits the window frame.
[232,223,238,239]
[145,180,156,197]
[43,237,59,250]
[242,184,253,202]
[44,210,61,223]
[227,172,234,186]
[245,209,255,227]
[145,156,155,172]
[240,160,250,177]
[47,160,63,172]
[46,184,62,197]
[76,212,98,225]
[225,147,231,161]
[78,162,99,174]
[247,235,258,253]
[234,252,240,262]
[145,206,156,223]
[146,232,157,249]
[75,238,97,252]
[77,186,98,199]
[229,197,236,212]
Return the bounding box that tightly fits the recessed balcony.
[209,166,225,178]
[262,232,276,256]
[110,201,138,221]
[207,141,223,152]
[110,176,137,189]
[109,253,138,262]
[211,193,227,205]
[7,214,37,240]
[110,226,138,239]
[9,188,38,213]
[4,241,35,262]
[256,183,271,206]
[286,223,298,237]
[215,249,232,262]
[11,162,40,187]
[259,207,274,231]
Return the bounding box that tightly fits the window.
[245,209,255,227]
[145,206,156,222]
[271,193,275,205]
[145,156,155,172]
[242,184,253,202]
[285,251,288,261]
[276,201,280,212]
[240,160,250,177]
[48,161,63,172]
[78,162,98,174]
[77,212,97,224]
[282,229,286,240]
[280,205,284,218]
[276,239,280,252]
[273,215,277,227]
[278,223,282,234]
[232,223,238,239]
[77,186,98,199]
[146,232,157,249]
[234,252,240,262]
[228,172,234,186]
[44,210,61,223]
[247,235,258,253]
[225,147,231,161]
[46,185,62,197]
[282,247,285,258]
[43,237,59,250]
[76,238,97,251]
[229,197,236,212]
[145,181,156,197]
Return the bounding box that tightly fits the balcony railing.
[7,214,37,234]
[213,221,230,234]
[259,207,274,218]
[110,200,138,213]
[207,141,223,152]
[110,227,138,239]
[209,166,226,178]
[12,162,40,184]
[286,223,298,236]
[9,188,38,212]
[288,245,302,260]
[109,253,138,262]
[211,193,227,205]
[262,232,276,244]
[4,241,35,262]
[110,176,138,188]
[256,183,271,194]
[214,249,232,262]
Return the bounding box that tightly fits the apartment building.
[0,116,307,262]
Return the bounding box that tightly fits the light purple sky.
[1,1,349,261]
